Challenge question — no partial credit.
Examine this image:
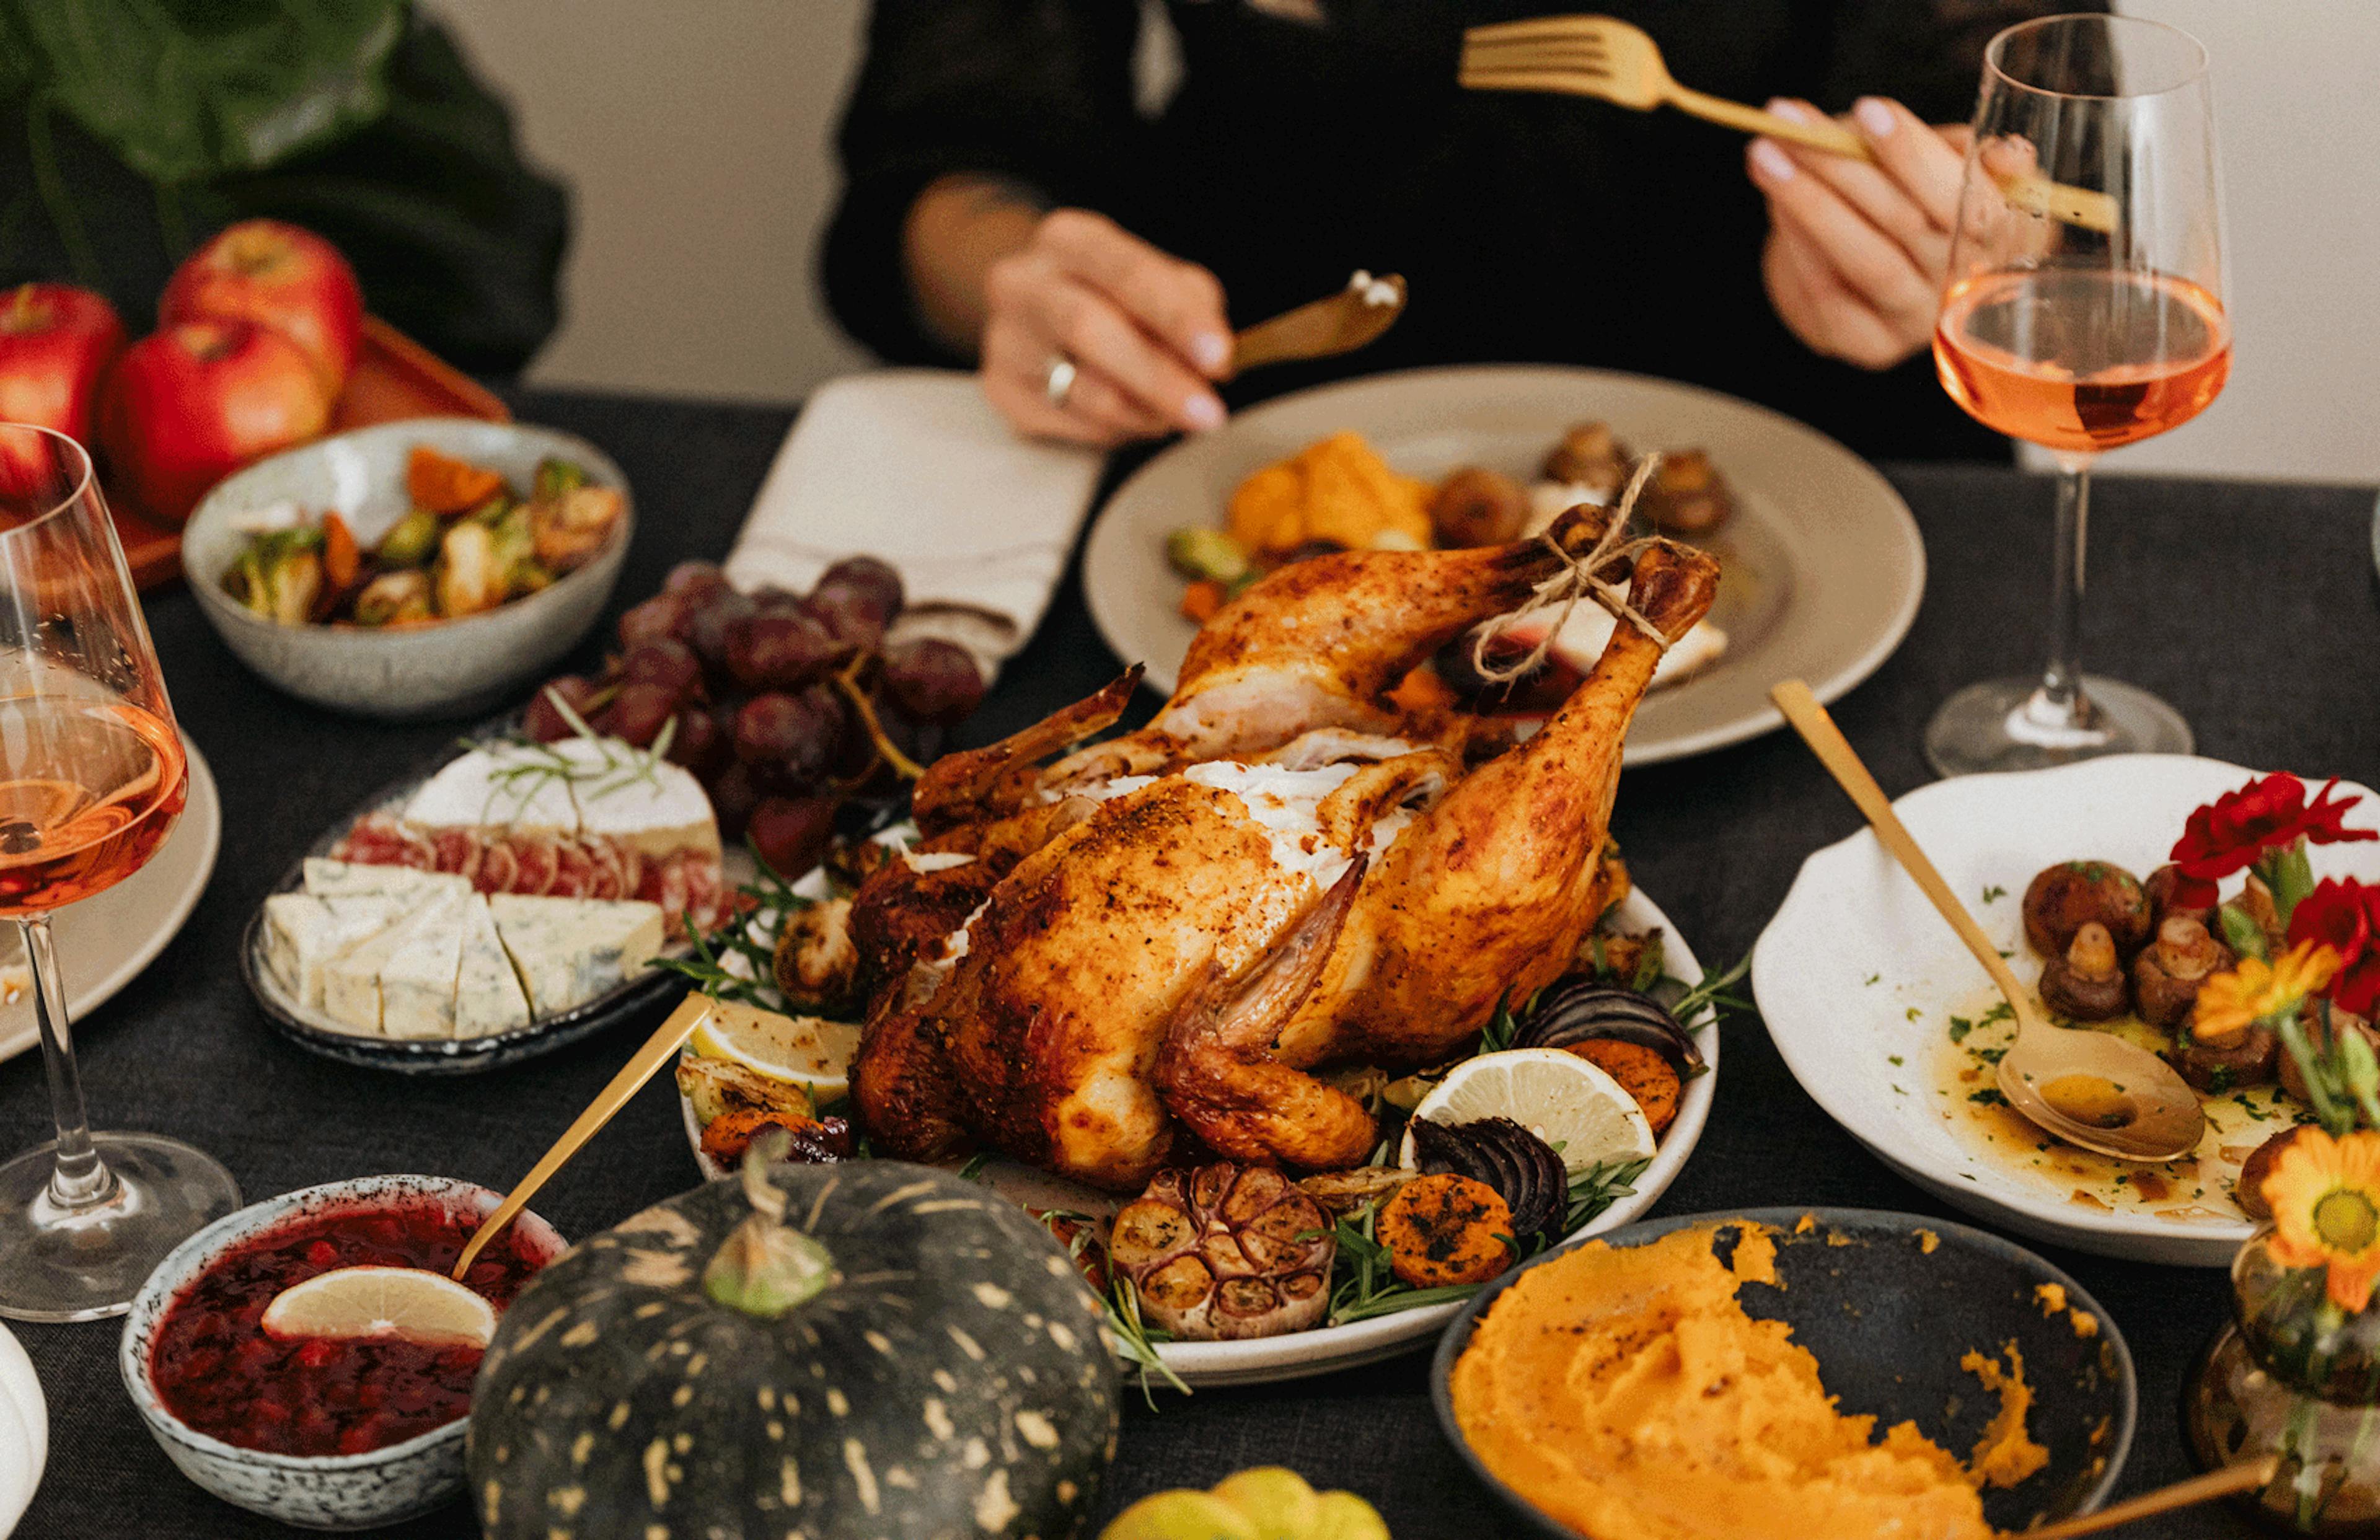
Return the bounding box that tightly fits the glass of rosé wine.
[1926,14,2227,777]
[0,424,239,1320]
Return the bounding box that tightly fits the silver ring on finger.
[1042,351,1078,409]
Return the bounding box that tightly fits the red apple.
[0,283,126,446]
[101,319,332,523]
[160,219,363,395]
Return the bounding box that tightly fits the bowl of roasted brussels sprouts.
[185,418,632,719]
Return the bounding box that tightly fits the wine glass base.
[1923,674,2193,778]
[0,1134,241,1322]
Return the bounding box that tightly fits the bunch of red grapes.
[525,555,985,876]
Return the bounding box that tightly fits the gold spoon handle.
[1769,680,2036,1026]
[2026,1457,2277,1539]
[451,993,716,1281]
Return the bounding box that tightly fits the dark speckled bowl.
[1430,1207,2135,1538]
[120,1175,566,1531]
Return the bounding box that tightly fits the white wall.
[434,1,2380,482]
[2063,2,2380,482]
[425,0,872,404]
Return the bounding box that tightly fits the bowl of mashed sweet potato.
[1431,1207,2135,1539]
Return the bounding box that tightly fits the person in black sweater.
[823,1,2096,462]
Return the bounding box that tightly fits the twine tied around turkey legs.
[1470,455,1675,685]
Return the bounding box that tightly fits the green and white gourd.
[470,1154,1119,1539]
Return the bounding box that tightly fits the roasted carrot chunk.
[1568,1039,1681,1134]
[406,444,505,515]
[321,511,360,590]
[1388,663,1458,714]
[1179,579,1226,623]
[1379,1173,1514,1289]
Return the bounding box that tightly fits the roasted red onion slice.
[1408,1115,1566,1240]
[1513,979,1704,1077]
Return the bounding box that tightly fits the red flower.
[2168,774,2379,908]
[2293,878,2380,1017]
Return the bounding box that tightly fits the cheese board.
[241,723,728,1075]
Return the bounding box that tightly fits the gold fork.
[1460,15,2117,234]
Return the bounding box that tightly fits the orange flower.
[2263,1127,2380,1311]
[2192,942,2343,1043]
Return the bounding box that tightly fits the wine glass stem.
[2032,455,2099,730]
[20,915,112,1210]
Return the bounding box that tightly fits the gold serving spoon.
[1460,15,2119,234]
[1770,680,2204,1163]
[451,992,718,1280]
[2029,1456,2277,1539]
[1230,270,1407,375]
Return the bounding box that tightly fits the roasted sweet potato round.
[1379,1173,1515,1289]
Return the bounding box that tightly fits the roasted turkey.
[847,504,1720,1190]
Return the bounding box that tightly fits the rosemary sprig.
[1564,1156,1653,1233]
[1668,951,1752,1031]
[467,690,679,825]
[1036,1207,1188,1403]
[1477,990,1519,1053]
[653,913,775,1008]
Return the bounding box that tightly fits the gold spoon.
[2027,1456,2276,1539]
[451,993,717,1280]
[1770,680,2205,1163]
[1230,271,1407,375]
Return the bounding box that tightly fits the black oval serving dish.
[1430,1206,2136,1538]
[239,723,699,1075]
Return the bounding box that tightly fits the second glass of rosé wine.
[1926,13,2228,778]
[0,423,240,1321]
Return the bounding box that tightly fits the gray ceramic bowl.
[1432,1207,2136,1538]
[120,1174,565,1531]
[184,418,632,720]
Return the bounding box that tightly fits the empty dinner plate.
[0,1322,45,1536]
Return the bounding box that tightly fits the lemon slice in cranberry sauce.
[260,1265,496,1349]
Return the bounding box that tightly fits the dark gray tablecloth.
[5,389,2376,1538]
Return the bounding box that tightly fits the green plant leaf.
[10,0,407,184]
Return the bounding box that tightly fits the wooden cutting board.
[112,316,510,590]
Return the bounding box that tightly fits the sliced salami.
[509,835,560,897]
[332,814,436,871]
[582,838,628,902]
[426,826,484,883]
[549,839,597,899]
[474,840,520,895]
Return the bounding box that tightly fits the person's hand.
[979,209,1232,446]
[1747,97,1969,371]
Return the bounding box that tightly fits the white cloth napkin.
[724,369,1106,679]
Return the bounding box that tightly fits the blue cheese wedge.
[378,901,469,1041]
[455,895,532,1038]
[320,893,467,1035]
[261,894,408,1009]
[546,737,722,861]
[301,858,472,904]
[490,895,665,1016]
[403,746,579,833]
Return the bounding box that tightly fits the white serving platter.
[682,881,1715,1389]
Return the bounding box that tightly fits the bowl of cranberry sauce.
[120,1174,564,1530]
